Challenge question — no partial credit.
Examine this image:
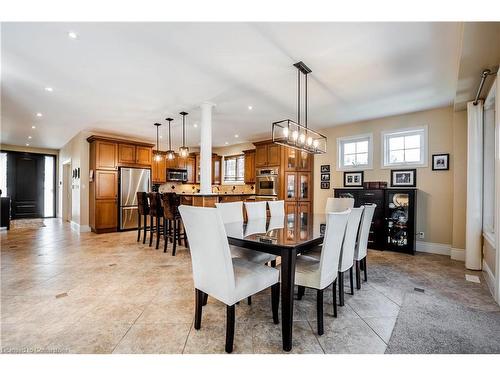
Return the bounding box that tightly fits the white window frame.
[222,154,245,185]
[336,133,373,171]
[381,125,428,168]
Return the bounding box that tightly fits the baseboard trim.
[482,259,495,296]
[415,241,451,256]
[451,248,465,261]
[70,221,91,233]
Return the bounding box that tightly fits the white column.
[200,102,215,194]
[465,100,483,270]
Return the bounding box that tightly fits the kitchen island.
[175,192,277,208]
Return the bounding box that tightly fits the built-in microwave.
[167,169,188,182]
[256,167,279,196]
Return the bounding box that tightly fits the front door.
[7,152,45,219]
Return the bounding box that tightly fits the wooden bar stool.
[147,192,164,250]
[161,192,188,256]
[136,192,150,244]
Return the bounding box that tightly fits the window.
[43,155,55,217]
[223,155,244,183]
[337,134,373,171]
[382,126,428,167]
[0,153,7,197]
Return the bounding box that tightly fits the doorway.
[62,161,72,222]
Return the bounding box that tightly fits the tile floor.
[1,219,498,354]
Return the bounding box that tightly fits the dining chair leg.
[137,212,141,242]
[363,258,368,282]
[349,266,354,295]
[202,292,208,306]
[225,304,235,353]
[155,216,161,250]
[163,220,168,253]
[297,286,305,300]
[149,216,154,247]
[172,220,177,256]
[194,289,203,330]
[355,260,361,290]
[316,289,324,336]
[177,220,182,246]
[332,280,337,318]
[271,283,280,324]
[247,296,252,305]
[338,271,345,306]
[142,214,147,244]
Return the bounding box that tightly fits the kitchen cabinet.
[285,172,297,201]
[185,155,196,184]
[255,142,281,167]
[95,200,118,230]
[152,152,166,184]
[88,135,154,233]
[118,143,136,164]
[212,155,222,185]
[298,172,311,201]
[95,141,118,170]
[243,149,256,184]
[136,146,152,165]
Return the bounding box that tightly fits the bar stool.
[147,192,164,250]
[161,192,188,256]
[136,192,150,244]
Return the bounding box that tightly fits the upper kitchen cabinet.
[95,140,118,170]
[151,152,166,184]
[118,143,152,166]
[254,141,281,167]
[185,155,196,184]
[136,146,152,165]
[243,149,256,184]
[212,155,222,185]
[285,148,311,171]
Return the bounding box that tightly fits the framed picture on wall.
[320,165,330,173]
[432,153,449,170]
[344,171,364,187]
[320,181,330,189]
[391,169,417,187]
[320,173,330,181]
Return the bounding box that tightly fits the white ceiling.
[1,22,463,150]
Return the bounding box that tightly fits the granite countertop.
[174,192,277,197]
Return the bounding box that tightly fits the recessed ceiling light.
[68,31,78,39]
[193,123,198,128]
[225,141,229,145]
[234,134,239,138]
[44,87,53,92]
[248,105,253,110]
[26,143,30,146]
[36,113,43,117]
[32,125,36,129]
[28,136,32,139]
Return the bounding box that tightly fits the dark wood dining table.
[224,213,326,352]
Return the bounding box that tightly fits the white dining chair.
[216,201,276,265]
[337,206,364,306]
[325,197,354,213]
[244,201,267,220]
[267,200,285,217]
[179,205,280,353]
[354,204,376,289]
[293,210,350,335]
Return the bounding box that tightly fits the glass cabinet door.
[297,151,311,170]
[298,172,311,201]
[285,148,297,171]
[285,172,296,201]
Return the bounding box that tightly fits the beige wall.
[314,106,466,247]
[1,143,59,156]
[58,131,90,230]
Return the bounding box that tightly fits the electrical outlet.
[418,232,425,240]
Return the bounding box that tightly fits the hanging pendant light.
[179,111,189,158]
[271,61,327,154]
[153,122,163,161]
[165,118,175,160]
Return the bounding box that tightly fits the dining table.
[224,213,326,352]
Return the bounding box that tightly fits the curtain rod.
[473,68,498,105]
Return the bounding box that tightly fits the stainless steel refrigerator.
[119,167,151,230]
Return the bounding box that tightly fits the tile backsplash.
[158,182,255,194]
